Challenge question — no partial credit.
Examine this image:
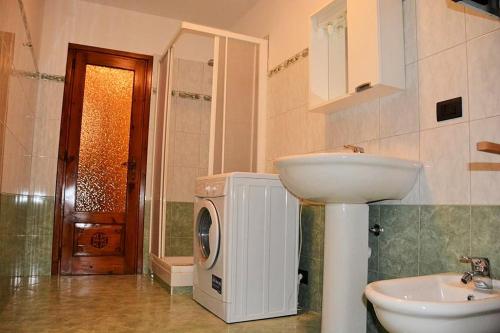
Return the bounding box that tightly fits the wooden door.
[52,44,153,275]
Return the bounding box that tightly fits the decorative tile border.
[12,69,65,82]
[171,90,211,102]
[268,48,309,77]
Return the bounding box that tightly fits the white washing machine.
[192,172,299,323]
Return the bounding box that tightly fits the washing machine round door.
[196,199,220,270]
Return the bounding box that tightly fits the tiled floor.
[0,275,321,332]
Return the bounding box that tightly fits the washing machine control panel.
[196,180,226,197]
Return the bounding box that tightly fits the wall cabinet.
[309,0,405,114]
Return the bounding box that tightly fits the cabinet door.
[347,0,380,94]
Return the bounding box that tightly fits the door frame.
[51,43,153,275]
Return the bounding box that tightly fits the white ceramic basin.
[274,153,421,204]
[365,273,500,333]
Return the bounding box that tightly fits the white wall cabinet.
[309,0,405,114]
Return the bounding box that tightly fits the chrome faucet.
[344,145,365,153]
[460,256,493,290]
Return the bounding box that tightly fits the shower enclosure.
[148,22,267,283]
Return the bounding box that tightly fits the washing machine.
[192,172,299,323]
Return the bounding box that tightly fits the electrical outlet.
[298,269,309,285]
[436,97,462,122]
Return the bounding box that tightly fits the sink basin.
[365,273,500,333]
[274,153,421,203]
[274,152,422,332]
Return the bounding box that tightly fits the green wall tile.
[367,271,378,283]
[26,196,54,236]
[170,202,194,238]
[366,301,389,333]
[300,205,324,261]
[143,200,151,274]
[0,235,27,276]
[419,206,470,275]
[0,194,28,236]
[170,237,193,256]
[24,235,52,276]
[378,205,419,278]
[369,205,380,272]
[471,206,500,278]
[298,255,323,313]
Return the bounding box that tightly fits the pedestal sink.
[274,153,421,333]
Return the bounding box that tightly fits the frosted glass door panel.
[75,65,134,213]
[222,38,258,173]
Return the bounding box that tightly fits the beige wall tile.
[199,133,209,169]
[167,166,197,202]
[419,44,468,130]
[200,101,211,135]
[285,58,308,112]
[176,58,204,93]
[32,116,60,158]
[29,156,57,196]
[467,29,500,121]
[380,133,420,204]
[174,97,201,134]
[379,132,419,161]
[37,80,64,120]
[304,110,326,153]
[465,7,500,40]
[469,116,500,205]
[327,99,380,149]
[416,0,466,59]
[420,123,470,204]
[284,107,308,155]
[267,70,287,118]
[173,131,200,168]
[202,63,213,96]
[380,63,419,137]
[403,0,417,64]
[1,129,31,194]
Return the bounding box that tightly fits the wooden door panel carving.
[73,223,124,256]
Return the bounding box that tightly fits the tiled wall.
[166,58,212,203]
[0,0,51,277]
[0,0,39,196]
[297,205,324,312]
[143,200,151,273]
[0,194,53,276]
[164,201,194,257]
[266,1,500,206]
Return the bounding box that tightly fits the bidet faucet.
[459,256,493,290]
[344,145,365,153]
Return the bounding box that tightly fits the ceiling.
[81,0,259,28]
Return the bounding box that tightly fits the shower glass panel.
[149,23,266,265]
[220,38,259,173]
[164,32,214,257]
[150,53,170,257]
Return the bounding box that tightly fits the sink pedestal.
[322,203,369,333]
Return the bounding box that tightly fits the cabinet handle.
[355,82,372,93]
